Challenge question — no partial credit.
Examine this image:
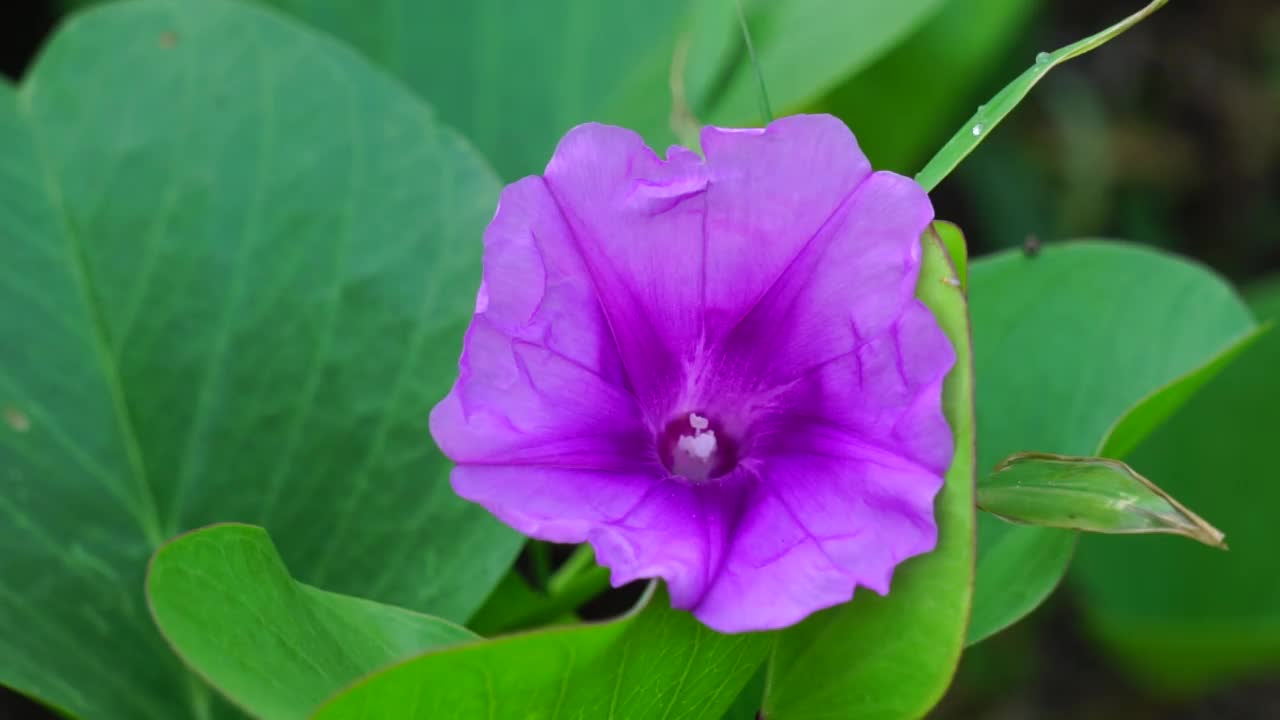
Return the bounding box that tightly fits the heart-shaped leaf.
[147,524,477,720]
[0,1,518,716]
[1072,280,1280,693]
[311,586,771,719]
[966,242,1256,644]
[684,0,946,129]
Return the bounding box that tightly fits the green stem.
[505,544,612,632]
[528,540,552,589]
[547,543,596,595]
[734,0,773,123]
[914,0,1167,192]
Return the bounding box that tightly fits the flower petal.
[542,123,709,409]
[433,115,957,635]
[589,477,746,608]
[472,175,626,387]
[454,464,746,609]
[767,299,956,475]
[430,177,649,471]
[450,465,658,544]
[699,115,872,336]
[542,116,880,411]
[693,449,942,633]
[719,171,935,388]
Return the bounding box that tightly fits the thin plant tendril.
[734,0,773,123]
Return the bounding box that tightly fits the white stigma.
[669,413,720,481]
[677,430,717,462]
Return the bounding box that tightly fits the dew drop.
[1035,51,1051,64]
[971,124,984,137]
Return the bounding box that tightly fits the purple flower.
[430,114,955,632]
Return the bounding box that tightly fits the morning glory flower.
[430,114,955,632]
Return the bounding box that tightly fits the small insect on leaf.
[978,452,1226,549]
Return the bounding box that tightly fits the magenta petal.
[431,114,956,634]
[429,177,649,471]
[455,465,742,609]
[720,170,935,386]
[451,465,658,544]
[589,478,743,608]
[543,123,709,407]
[699,116,872,336]
[771,300,957,475]
[693,450,942,633]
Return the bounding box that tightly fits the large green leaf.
[311,586,771,719]
[821,0,1038,175]
[685,0,945,129]
[248,0,693,178]
[761,230,975,719]
[1072,281,1280,693]
[147,524,477,720]
[251,0,951,175]
[64,0,956,173]
[0,1,518,717]
[967,242,1255,643]
[1096,323,1268,460]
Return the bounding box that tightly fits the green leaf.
[821,0,1038,174]
[967,242,1255,644]
[932,220,969,293]
[0,1,517,717]
[472,546,614,635]
[60,0,959,177]
[915,0,1167,191]
[761,230,975,719]
[147,524,477,720]
[686,0,946,128]
[1097,323,1270,460]
[466,568,550,637]
[247,0,694,178]
[979,453,1226,548]
[720,664,767,720]
[1072,280,1280,693]
[311,586,772,719]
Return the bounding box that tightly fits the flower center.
[658,412,738,482]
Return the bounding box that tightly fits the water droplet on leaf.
[1035,51,1051,64]
[971,124,984,136]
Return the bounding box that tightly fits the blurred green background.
[2,0,1277,718]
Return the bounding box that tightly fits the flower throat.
[658,412,738,481]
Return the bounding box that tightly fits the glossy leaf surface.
[1072,281,1280,693]
[312,585,771,720]
[0,2,516,716]
[685,0,945,129]
[254,0,691,178]
[967,242,1255,644]
[147,524,477,720]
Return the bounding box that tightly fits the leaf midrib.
[16,83,166,549]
